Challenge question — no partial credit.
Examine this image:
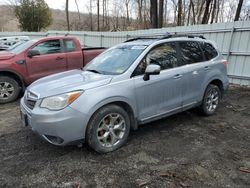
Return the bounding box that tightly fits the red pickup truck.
[0,36,105,104]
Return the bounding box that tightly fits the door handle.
[173,74,183,79]
[56,57,64,60]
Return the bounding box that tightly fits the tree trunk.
[201,0,212,24]
[197,0,205,23]
[187,0,191,25]
[210,0,216,24]
[164,0,168,25]
[158,0,164,28]
[103,0,105,29]
[137,0,143,28]
[125,0,130,27]
[190,0,195,24]
[150,0,158,28]
[234,0,243,21]
[177,0,182,26]
[97,0,100,31]
[89,0,93,31]
[75,0,80,30]
[66,0,70,31]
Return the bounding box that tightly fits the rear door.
[26,39,67,82]
[63,39,83,70]
[132,42,183,121]
[177,40,207,107]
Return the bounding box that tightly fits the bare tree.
[158,0,164,28]
[124,0,130,27]
[235,0,244,21]
[150,0,158,28]
[136,0,143,28]
[201,0,212,24]
[177,0,182,26]
[75,0,81,30]
[66,0,70,31]
[97,0,100,31]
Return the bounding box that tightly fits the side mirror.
[27,49,40,58]
[143,64,161,81]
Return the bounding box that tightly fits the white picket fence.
[1,21,250,86]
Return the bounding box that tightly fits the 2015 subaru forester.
[20,35,229,153]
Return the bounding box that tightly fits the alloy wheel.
[206,88,219,112]
[97,113,126,148]
[0,82,15,100]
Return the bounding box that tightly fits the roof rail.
[124,33,206,43]
[124,37,159,43]
[161,34,206,39]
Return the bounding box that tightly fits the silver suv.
[20,35,229,153]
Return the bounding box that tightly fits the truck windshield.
[7,40,36,54]
[84,45,147,75]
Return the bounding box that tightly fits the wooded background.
[0,0,249,32]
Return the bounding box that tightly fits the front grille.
[24,90,38,110]
[25,99,36,110]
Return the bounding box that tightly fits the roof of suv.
[123,34,207,46]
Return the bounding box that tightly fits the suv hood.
[0,51,15,60]
[28,69,113,99]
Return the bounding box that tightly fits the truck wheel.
[0,76,21,104]
[200,84,221,116]
[86,104,130,153]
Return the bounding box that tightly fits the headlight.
[40,91,83,110]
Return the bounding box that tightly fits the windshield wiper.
[85,69,102,74]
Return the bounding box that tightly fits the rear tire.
[200,84,221,116]
[0,76,21,104]
[86,104,130,153]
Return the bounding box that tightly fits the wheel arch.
[0,70,25,90]
[201,77,224,101]
[88,99,138,132]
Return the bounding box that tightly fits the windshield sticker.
[116,69,124,73]
[131,46,147,50]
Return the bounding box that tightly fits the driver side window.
[133,42,177,76]
[32,40,61,55]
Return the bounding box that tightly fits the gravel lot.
[0,86,250,188]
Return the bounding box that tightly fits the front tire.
[0,76,21,104]
[86,105,131,153]
[200,84,221,115]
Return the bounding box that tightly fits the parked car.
[0,36,30,51]
[20,35,229,153]
[0,36,105,103]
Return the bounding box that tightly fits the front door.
[26,39,67,83]
[132,42,183,121]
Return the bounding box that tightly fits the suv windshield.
[7,40,36,54]
[84,45,147,75]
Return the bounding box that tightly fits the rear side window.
[64,39,76,52]
[201,42,218,60]
[179,41,204,65]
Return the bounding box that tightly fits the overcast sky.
[0,0,89,12]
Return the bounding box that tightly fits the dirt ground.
[0,86,250,188]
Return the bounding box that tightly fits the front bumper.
[20,98,89,146]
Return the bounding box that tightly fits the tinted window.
[133,42,177,76]
[179,41,204,65]
[64,39,76,52]
[32,40,61,55]
[201,42,218,60]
